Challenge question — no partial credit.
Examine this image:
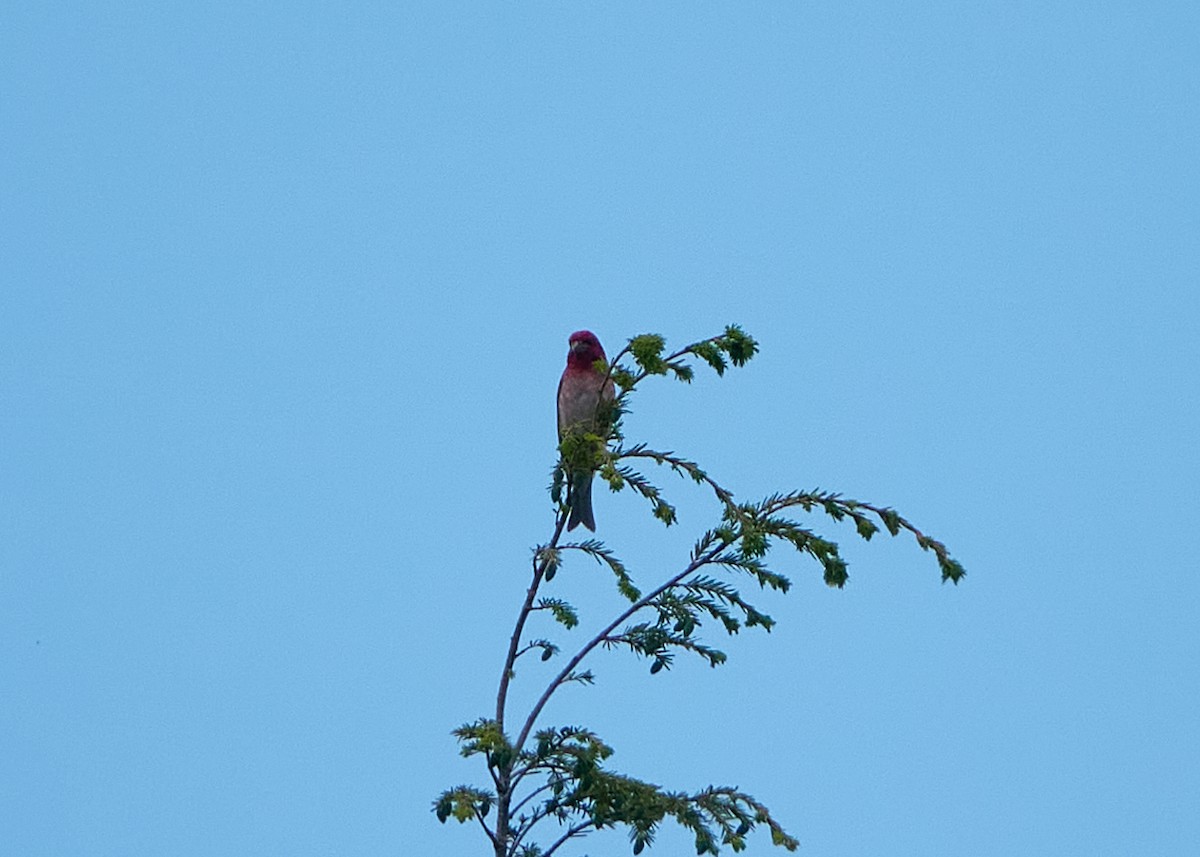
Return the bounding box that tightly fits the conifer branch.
[540,821,597,857]
[497,511,569,729]
[437,325,964,856]
[616,444,735,508]
[509,780,557,818]
[513,537,733,758]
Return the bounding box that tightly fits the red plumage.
[557,330,616,531]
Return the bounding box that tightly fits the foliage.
[436,325,964,856]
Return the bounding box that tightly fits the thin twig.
[512,538,731,760]
[509,779,557,817]
[496,510,569,728]
[540,821,597,857]
[494,508,569,857]
[474,806,499,849]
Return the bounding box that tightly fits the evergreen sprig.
[533,598,578,630]
[560,538,641,601]
[437,325,965,856]
[602,620,729,671]
[488,726,797,856]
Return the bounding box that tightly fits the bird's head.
[567,330,607,368]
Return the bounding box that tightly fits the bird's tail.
[567,470,596,532]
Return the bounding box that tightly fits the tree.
[435,326,965,855]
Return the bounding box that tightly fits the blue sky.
[3,2,1198,855]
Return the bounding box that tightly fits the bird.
[557,330,617,531]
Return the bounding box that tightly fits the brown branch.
[511,537,732,763]
[540,821,597,857]
[496,510,569,729]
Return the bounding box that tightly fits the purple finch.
[557,330,617,532]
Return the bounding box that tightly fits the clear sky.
[3,2,1198,855]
